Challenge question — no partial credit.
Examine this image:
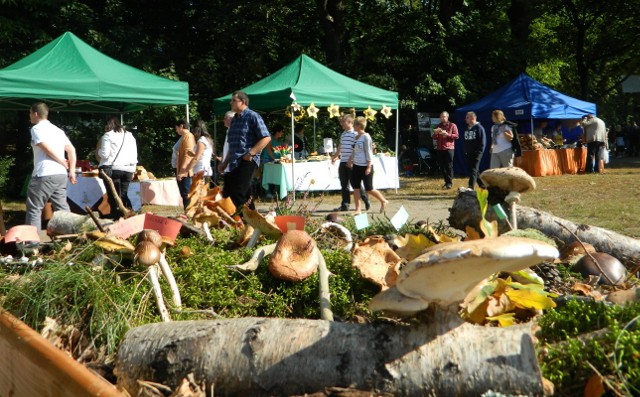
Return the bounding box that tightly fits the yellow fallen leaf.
[465,226,482,240]
[486,293,515,317]
[394,233,436,261]
[505,288,556,311]
[486,312,516,327]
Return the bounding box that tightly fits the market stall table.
[262,156,399,198]
[67,177,182,214]
[67,176,141,214]
[515,148,587,177]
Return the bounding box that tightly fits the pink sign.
[107,213,182,241]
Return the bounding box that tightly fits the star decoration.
[380,105,393,119]
[291,102,302,112]
[363,106,377,121]
[327,103,340,118]
[307,102,319,118]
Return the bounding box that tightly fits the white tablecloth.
[67,177,141,213]
[262,156,399,198]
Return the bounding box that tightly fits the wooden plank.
[0,309,125,397]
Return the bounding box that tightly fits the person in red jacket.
[431,111,459,189]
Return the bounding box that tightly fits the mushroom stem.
[246,229,262,249]
[158,253,182,308]
[202,222,214,242]
[231,243,277,272]
[509,201,518,230]
[315,247,333,321]
[147,264,171,322]
[505,191,521,230]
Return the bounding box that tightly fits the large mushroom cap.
[268,230,318,282]
[368,285,430,317]
[395,236,559,308]
[480,167,536,193]
[242,206,283,240]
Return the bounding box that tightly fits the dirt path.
[254,175,458,226]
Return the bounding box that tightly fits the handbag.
[99,133,126,177]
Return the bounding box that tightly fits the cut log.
[116,309,544,397]
[46,211,108,236]
[448,190,640,268]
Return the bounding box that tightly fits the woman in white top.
[191,120,213,179]
[347,116,389,214]
[490,109,515,168]
[97,116,138,219]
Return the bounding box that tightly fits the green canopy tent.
[213,54,399,197]
[0,32,189,114]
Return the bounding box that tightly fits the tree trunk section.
[449,190,640,267]
[116,310,544,397]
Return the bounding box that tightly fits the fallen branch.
[84,205,105,232]
[99,169,134,218]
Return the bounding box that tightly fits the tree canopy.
[0,0,639,192]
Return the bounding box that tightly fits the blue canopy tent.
[453,73,597,175]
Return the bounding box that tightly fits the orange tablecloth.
[515,148,587,176]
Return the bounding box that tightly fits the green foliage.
[537,299,640,394]
[0,248,158,356]
[0,155,15,196]
[168,236,378,320]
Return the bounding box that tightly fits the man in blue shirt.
[218,91,271,210]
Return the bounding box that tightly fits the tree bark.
[116,309,544,397]
[448,190,640,267]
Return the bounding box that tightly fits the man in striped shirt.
[331,114,370,211]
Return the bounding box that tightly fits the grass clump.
[537,299,640,396]
[0,250,157,356]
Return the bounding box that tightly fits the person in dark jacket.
[463,111,486,189]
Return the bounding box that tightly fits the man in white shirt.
[25,102,77,228]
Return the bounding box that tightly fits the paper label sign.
[354,213,369,230]
[492,204,508,220]
[390,206,409,231]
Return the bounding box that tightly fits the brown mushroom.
[480,167,536,230]
[371,236,559,313]
[351,235,402,290]
[268,230,318,282]
[573,252,627,286]
[138,229,163,248]
[135,241,170,322]
[137,229,181,309]
[242,206,283,248]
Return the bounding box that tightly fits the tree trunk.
[448,190,640,267]
[116,309,544,397]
